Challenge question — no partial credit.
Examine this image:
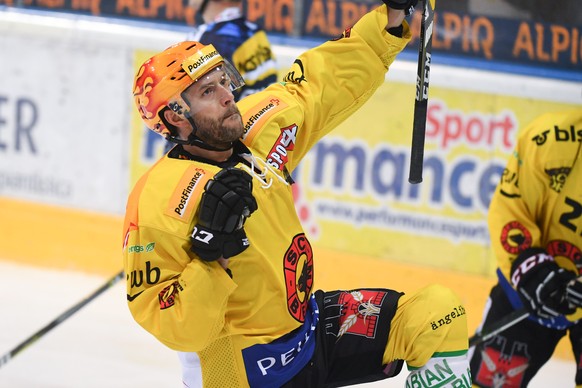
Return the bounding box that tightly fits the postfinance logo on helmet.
[181,46,222,80]
[181,45,246,101]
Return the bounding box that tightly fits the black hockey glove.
[190,168,258,261]
[565,276,582,309]
[382,0,418,16]
[198,167,258,233]
[190,225,250,262]
[511,249,576,319]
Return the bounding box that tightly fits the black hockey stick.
[408,0,435,184]
[468,308,529,348]
[0,270,124,368]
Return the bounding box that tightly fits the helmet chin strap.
[166,113,234,152]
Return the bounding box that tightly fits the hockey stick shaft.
[468,308,529,348]
[408,0,435,184]
[0,270,124,368]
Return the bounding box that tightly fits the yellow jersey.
[123,5,411,387]
[489,109,582,326]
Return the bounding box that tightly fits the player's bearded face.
[183,67,244,148]
[194,105,244,146]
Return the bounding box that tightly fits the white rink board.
[0,11,180,215]
[0,13,130,214]
[0,10,580,216]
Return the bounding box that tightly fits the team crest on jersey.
[545,166,570,192]
[267,124,297,170]
[547,240,582,273]
[475,338,529,387]
[500,221,532,254]
[284,234,314,322]
[159,281,183,310]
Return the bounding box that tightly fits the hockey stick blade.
[408,0,435,184]
[468,308,529,348]
[0,270,124,368]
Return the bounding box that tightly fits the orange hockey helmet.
[133,41,244,139]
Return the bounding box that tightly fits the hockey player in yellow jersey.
[124,1,471,387]
[470,109,582,387]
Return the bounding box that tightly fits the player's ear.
[163,109,186,128]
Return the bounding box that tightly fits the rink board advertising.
[2,0,581,75]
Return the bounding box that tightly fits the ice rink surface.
[0,260,575,387]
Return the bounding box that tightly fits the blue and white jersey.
[187,7,278,101]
